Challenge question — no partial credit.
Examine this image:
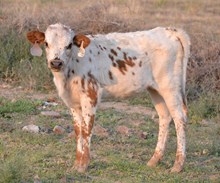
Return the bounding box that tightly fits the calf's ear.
[73,34,91,48]
[26,31,45,57]
[26,31,45,44]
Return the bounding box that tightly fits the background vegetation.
[0,0,219,182]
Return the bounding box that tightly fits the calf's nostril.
[50,60,63,69]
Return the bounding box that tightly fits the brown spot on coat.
[110,49,118,56]
[99,45,103,51]
[108,54,114,62]
[132,56,137,60]
[67,68,71,78]
[108,71,113,80]
[116,60,127,75]
[87,78,98,107]
[81,76,85,89]
[139,61,142,67]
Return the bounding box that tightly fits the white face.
[44,24,75,71]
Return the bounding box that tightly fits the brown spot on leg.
[81,76,85,90]
[87,78,98,107]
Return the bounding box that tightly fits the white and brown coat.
[27,23,190,173]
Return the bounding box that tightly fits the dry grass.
[0,0,219,94]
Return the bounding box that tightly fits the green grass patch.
[0,97,38,115]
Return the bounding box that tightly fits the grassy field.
[0,0,220,182]
[0,88,220,183]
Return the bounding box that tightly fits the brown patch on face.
[108,71,113,80]
[139,61,142,67]
[117,47,121,50]
[110,49,118,56]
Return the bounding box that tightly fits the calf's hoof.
[170,163,183,173]
[147,158,158,167]
[147,152,162,167]
[73,164,88,173]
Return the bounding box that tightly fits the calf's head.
[27,23,90,72]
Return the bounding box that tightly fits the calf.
[27,23,190,173]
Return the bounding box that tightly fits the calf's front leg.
[71,106,96,173]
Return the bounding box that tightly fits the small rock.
[93,125,109,137]
[68,131,75,139]
[41,111,61,118]
[22,125,40,133]
[202,149,209,155]
[43,101,58,107]
[53,125,65,134]
[116,125,131,136]
[140,131,148,139]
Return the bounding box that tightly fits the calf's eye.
[66,43,72,50]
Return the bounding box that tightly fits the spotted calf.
[27,24,190,173]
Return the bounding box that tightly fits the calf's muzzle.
[50,59,64,71]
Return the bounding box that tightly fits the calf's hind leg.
[161,90,187,172]
[147,88,172,167]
